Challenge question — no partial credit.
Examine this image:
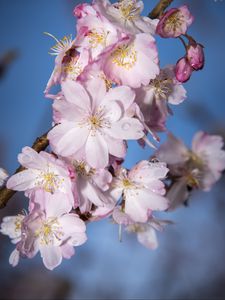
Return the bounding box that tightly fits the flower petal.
[85,131,108,168]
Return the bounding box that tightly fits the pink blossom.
[156,132,225,192]
[0,214,25,266]
[191,131,225,191]
[135,66,186,132]
[100,0,158,34]
[48,78,144,168]
[187,43,204,70]
[156,5,194,38]
[71,159,115,213]
[103,33,159,88]
[113,206,170,249]
[76,10,121,60]
[175,57,193,83]
[44,34,89,97]
[111,161,169,222]
[73,3,97,19]
[16,197,87,270]
[7,147,74,209]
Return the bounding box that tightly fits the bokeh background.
[0,0,225,299]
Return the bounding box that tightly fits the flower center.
[122,178,134,189]
[36,218,63,245]
[118,0,141,21]
[87,30,108,48]
[14,215,24,232]
[111,44,137,69]
[63,56,83,79]
[73,160,95,177]
[150,77,173,99]
[165,12,183,33]
[35,169,63,193]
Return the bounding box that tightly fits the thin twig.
[148,0,174,19]
[0,131,49,208]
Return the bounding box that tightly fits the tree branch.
[148,0,174,19]
[0,131,49,209]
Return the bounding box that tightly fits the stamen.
[111,44,137,70]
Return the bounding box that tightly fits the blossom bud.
[175,57,192,83]
[187,43,204,70]
[156,5,194,38]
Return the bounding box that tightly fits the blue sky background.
[0,0,225,299]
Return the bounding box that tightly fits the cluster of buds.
[0,0,223,270]
[156,5,205,82]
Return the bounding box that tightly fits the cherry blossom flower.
[113,206,170,249]
[0,214,25,266]
[7,147,74,209]
[76,9,121,60]
[0,167,8,187]
[103,33,159,88]
[156,5,194,38]
[44,33,89,97]
[96,0,158,34]
[156,132,225,192]
[111,161,169,222]
[71,159,115,213]
[16,196,87,270]
[48,78,144,168]
[135,66,186,132]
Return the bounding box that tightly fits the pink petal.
[18,147,46,170]
[104,86,135,111]
[61,80,91,111]
[109,117,144,140]
[48,122,89,157]
[7,170,37,191]
[85,131,108,168]
[39,245,62,270]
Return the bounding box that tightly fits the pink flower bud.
[175,57,192,83]
[187,43,204,70]
[156,5,194,38]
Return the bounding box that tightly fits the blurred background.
[0,0,225,299]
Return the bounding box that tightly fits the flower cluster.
[0,0,224,270]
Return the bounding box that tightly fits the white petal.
[61,80,91,111]
[40,245,62,270]
[48,122,89,157]
[85,131,108,168]
[7,170,38,191]
[109,117,144,140]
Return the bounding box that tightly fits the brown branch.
[148,0,174,19]
[0,131,49,209]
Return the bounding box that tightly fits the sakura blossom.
[155,132,225,209]
[7,147,74,209]
[103,33,159,88]
[156,5,194,38]
[48,78,144,168]
[0,214,25,267]
[13,196,86,270]
[71,159,115,213]
[99,0,158,34]
[135,66,186,132]
[111,161,169,222]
